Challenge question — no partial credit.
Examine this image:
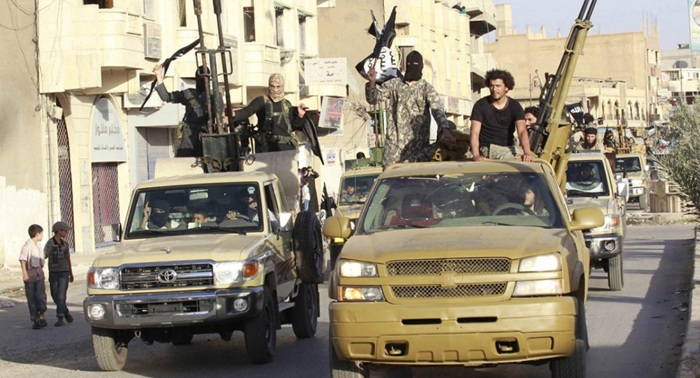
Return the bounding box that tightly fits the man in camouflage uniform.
[232,73,308,153]
[154,64,220,157]
[366,51,453,168]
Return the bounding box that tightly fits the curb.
[678,225,700,378]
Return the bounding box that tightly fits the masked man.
[366,50,453,168]
[233,73,307,152]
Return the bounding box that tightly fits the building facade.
[486,4,661,135]
[0,0,343,266]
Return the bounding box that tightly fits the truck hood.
[567,197,614,216]
[336,204,364,220]
[91,234,263,267]
[345,227,568,261]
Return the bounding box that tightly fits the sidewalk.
[678,224,700,378]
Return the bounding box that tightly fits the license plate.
[148,303,182,313]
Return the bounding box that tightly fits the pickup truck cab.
[84,153,324,371]
[323,160,604,377]
[566,152,627,291]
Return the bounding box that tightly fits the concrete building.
[316,0,496,197]
[486,4,661,135]
[0,0,343,267]
[660,44,700,114]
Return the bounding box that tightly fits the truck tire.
[294,211,324,283]
[244,289,276,364]
[292,283,319,338]
[550,299,586,377]
[329,331,368,378]
[92,327,128,371]
[607,254,624,291]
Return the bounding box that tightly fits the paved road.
[0,224,694,378]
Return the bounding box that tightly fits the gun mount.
[529,0,597,190]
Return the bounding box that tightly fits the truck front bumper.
[329,296,577,366]
[585,233,623,259]
[628,186,646,198]
[83,286,264,329]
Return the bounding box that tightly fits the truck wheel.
[329,331,368,378]
[244,289,276,364]
[292,283,318,338]
[171,333,193,345]
[550,299,586,378]
[294,211,324,283]
[92,327,128,371]
[607,254,624,291]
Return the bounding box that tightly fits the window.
[275,6,284,47]
[298,13,307,54]
[244,7,256,42]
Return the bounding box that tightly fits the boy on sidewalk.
[44,221,74,326]
[19,224,48,329]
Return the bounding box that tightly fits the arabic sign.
[691,0,700,53]
[305,58,348,85]
[92,97,127,162]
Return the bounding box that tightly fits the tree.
[657,103,700,213]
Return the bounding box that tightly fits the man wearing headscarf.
[575,127,602,152]
[153,64,221,157]
[366,50,453,168]
[232,73,308,152]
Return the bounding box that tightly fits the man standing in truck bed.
[232,73,307,153]
[470,69,534,162]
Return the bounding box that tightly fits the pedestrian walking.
[44,221,74,326]
[19,224,47,330]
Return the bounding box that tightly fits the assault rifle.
[528,0,596,189]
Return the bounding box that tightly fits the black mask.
[150,211,168,228]
[404,51,424,81]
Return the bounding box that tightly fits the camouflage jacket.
[366,78,449,167]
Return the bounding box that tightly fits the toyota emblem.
[157,269,177,283]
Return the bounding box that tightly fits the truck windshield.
[614,156,643,173]
[125,183,267,239]
[339,174,379,205]
[565,160,610,197]
[358,172,562,233]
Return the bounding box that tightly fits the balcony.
[465,0,497,37]
[242,43,282,88]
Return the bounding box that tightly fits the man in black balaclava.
[365,50,454,167]
[140,199,171,229]
[403,51,424,82]
[153,64,218,157]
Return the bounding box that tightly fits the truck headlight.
[519,254,561,272]
[590,214,620,232]
[339,286,384,301]
[87,268,120,290]
[339,260,378,277]
[513,279,563,296]
[213,261,258,284]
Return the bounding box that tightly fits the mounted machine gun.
[528,0,597,190]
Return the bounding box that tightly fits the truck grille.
[391,283,507,298]
[116,299,213,316]
[386,258,511,276]
[120,263,214,290]
[386,258,510,299]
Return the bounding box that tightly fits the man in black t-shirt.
[470,69,533,162]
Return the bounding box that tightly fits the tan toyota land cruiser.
[83,153,324,371]
[323,160,604,377]
[566,152,627,291]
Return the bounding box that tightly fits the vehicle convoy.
[84,0,325,371]
[566,152,627,291]
[613,153,650,211]
[323,1,604,377]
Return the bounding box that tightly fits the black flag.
[355,6,400,84]
[565,102,585,127]
[140,39,200,111]
[298,113,324,165]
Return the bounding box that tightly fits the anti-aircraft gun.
[528,0,597,190]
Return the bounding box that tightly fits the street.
[0,224,695,378]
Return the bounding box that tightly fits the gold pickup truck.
[323,160,603,377]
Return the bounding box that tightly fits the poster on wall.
[319,96,344,129]
[92,98,127,163]
[690,0,700,52]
